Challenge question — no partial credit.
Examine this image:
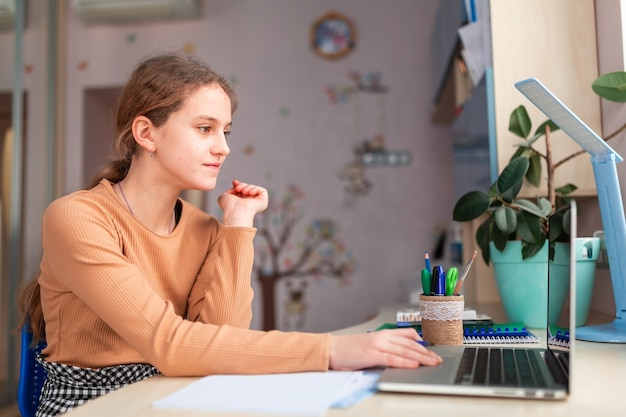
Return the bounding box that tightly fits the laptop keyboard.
[454,347,548,388]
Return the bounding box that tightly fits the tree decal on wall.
[254,184,356,331]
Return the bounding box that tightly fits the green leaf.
[562,208,572,237]
[556,195,574,210]
[497,157,530,196]
[555,183,577,195]
[492,225,510,252]
[494,206,517,235]
[510,146,527,161]
[522,240,545,259]
[537,197,553,216]
[533,120,560,137]
[592,71,626,102]
[516,210,543,243]
[509,105,532,138]
[514,198,550,218]
[549,213,564,242]
[511,147,536,162]
[501,182,524,204]
[453,191,492,222]
[476,217,492,265]
[526,152,542,187]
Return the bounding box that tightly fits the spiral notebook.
[462,323,540,344]
[376,322,540,344]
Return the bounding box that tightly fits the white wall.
[59,0,454,332]
[5,0,625,332]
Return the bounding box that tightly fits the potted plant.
[452,73,626,327]
[453,71,626,265]
[452,106,581,327]
[452,106,575,265]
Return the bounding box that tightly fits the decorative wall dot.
[126,33,136,43]
[182,42,195,54]
[243,145,255,156]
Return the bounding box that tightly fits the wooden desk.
[64,304,626,417]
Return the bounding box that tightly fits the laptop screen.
[546,200,576,390]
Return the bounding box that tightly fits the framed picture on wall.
[310,11,356,60]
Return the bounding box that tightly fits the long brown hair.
[17,50,238,344]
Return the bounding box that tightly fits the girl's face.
[152,83,232,191]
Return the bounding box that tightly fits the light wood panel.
[490,0,601,197]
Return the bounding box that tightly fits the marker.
[421,268,431,295]
[431,265,445,296]
[445,267,458,296]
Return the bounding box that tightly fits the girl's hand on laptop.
[328,328,443,371]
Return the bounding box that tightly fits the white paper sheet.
[152,371,373,416]
[458,22,487,87]
[457,0,492,87]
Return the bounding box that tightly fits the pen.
[367,330,428,346]
[453,249,477,295]
[431,265,445,296]
[424,251,431,273]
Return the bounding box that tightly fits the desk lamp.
[514,78,626,343]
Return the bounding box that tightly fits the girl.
[17,50,441,416]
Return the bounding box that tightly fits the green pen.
[421,268,431,295]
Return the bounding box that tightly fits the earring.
[149,151,154,158]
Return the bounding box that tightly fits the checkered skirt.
[35,355,160,417]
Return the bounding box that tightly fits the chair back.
[18,324,47,417]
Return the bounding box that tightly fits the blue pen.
[431,265,445,296]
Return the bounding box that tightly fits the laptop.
[377,201,577,400]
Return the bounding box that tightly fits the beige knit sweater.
[38,180,329,376]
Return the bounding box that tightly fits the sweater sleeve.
[40,195,330,376]
[186,225,255,327]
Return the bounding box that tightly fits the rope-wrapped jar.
[419,294,464,345]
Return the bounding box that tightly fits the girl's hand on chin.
[218,180,269,226]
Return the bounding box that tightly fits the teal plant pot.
[490,241,570,328]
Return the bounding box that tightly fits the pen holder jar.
[419,294,464,345]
